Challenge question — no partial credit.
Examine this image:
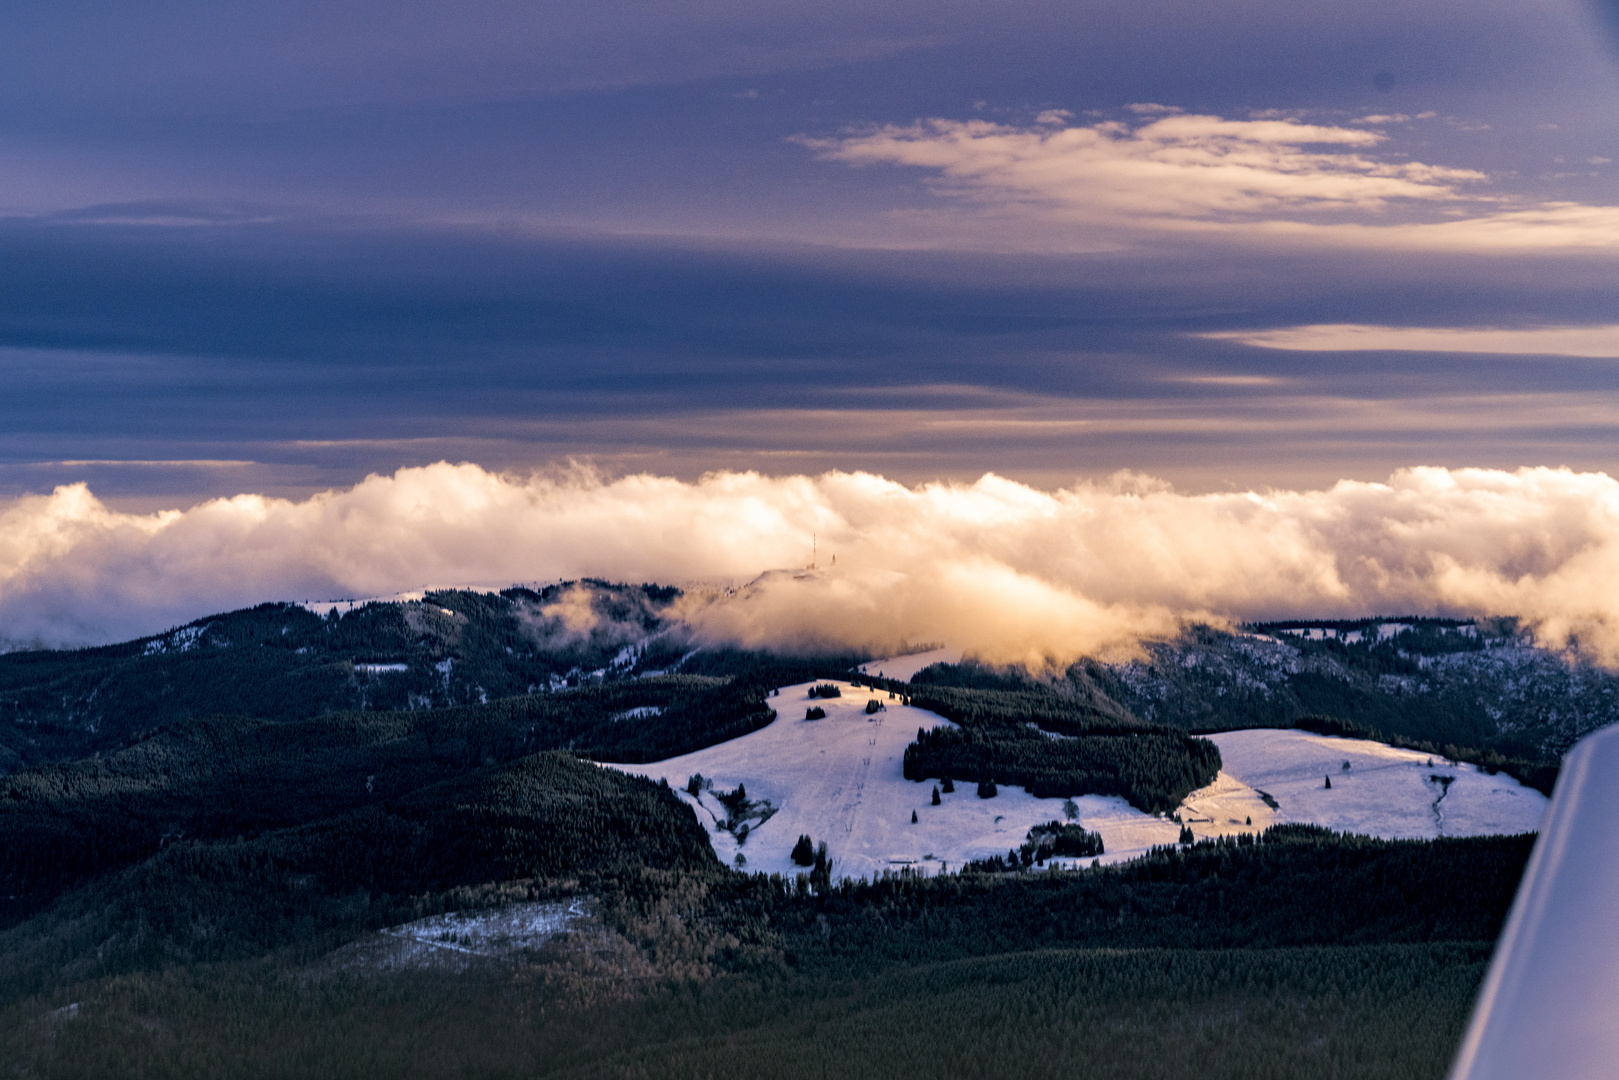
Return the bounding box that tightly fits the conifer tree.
[932,786,941,805]
[811,841,832,891]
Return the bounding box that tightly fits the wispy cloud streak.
[1205,324,1619,357]
[807,111,1619,252]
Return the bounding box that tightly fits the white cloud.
[9,463,1619,666]
[1205,323,1619,357]
[804,110,1619,253]
[810,113,1474,222]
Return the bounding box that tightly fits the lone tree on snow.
[1324,774,1332,789]
[912,810,918,823]
[791,835,815,866]
[932,786,941,805]
[942,776,955,794]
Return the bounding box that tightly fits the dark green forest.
[0,675,768,922]
[0,825,1533,1079]
[895,684,1222,812]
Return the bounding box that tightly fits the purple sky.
[3,0,1619,505]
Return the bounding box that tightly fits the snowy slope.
[611,678,1181,880]
[610,682,1550,882]
[1198,729,1548,840]
[856,647,961,683]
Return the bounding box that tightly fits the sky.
[7,1,1619,649]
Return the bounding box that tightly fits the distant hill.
[910,620,1617,762]
[0,582,694,770]
[1091,620,1618,759]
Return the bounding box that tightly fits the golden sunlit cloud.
[8,463,1619,665]
[805,111,1619,253]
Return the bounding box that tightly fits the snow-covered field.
[856,647,961,683]
[1199,729,1548,840]
[612,678,1183,879]
[609,674,1550,881]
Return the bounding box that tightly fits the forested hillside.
[904,619,1604,767]
[0,675,767,921]
[0,583,692,770]
[1094,619,1619,757]
[0,752,718,994]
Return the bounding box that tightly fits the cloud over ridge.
[5,462,1619,663]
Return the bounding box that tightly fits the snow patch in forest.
[335,900,588,971]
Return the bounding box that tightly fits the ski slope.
[610,680,1550,882]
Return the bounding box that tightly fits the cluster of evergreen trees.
[903,724,1221,813]
[1025,820,1105,858]
[904,684,1143,736]
[960,821,1105,873]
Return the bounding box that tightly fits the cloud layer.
[7,462,1619,665]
